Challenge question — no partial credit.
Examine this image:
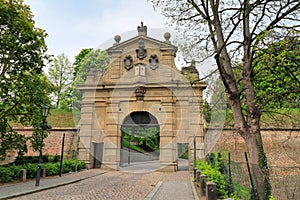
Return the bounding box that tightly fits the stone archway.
[120,111,160,167]
[77,23,207,171]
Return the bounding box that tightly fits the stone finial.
[138,22,147,36]
[190,59,196,68]
[114,35,121,45]
[164,32,171,43]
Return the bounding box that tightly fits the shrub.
[0,159,86,183]
[44,162,60,176]
[14,156,39,165]
[0,167,14,182]
[48,154,60,163]
[62,160,85,172]
[197,159,228,198]
[22,163,38,178]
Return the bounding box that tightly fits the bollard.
[20,169,27,181]
[41,168,46,177]
[200,174,206,196]
[196,170,201,184]
[206,181,217,200]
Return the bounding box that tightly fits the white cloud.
[24,0,168,62]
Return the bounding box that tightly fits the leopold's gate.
[77,23,206,171]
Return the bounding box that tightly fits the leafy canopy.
[0,0,52,159]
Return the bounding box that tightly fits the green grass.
[48,109,75,127]
[122,140,145,153]
[233,182,251,199]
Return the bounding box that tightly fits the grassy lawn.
[48,109,75,127]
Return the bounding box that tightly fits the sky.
[23,0,215,76]
[22,0,221,123]
[23,0,169,62]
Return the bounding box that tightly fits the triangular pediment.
[107,35,177,54]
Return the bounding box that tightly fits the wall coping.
[207,127,300,131]
[13,127,78,131]
[14,126,300,132]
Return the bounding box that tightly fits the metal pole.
[59,133,65,176]
[194,134,197,181]
[75,129,80,172]
[245,152,258,199]
[128,135,131,164]
[35,119,45,186]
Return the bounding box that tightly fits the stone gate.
[77,23,206,171]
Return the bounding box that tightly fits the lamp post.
[35,105,50,186]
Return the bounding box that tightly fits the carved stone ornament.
[135,86,146,100]
[123,55,133,70]
[149,54,159,70]
[137,22,147,36]
[136,39,147,59]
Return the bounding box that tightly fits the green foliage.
[48,53,73,109]
[197,159,228,198]
[0,0,52,160]
[0,158,86,183]
[122,127,160,151]
[71,48,109,124]
[14,155,61,165]
[122,137,145,153]
[0,167,15,182]
[47,108,75,127]
[44,162,60,176]
[254,37,300,109]
[22,163,38,178]
[232,182,251,200]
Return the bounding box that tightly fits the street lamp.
[35,105,51,186]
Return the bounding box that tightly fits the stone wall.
[208,128,300,200]
[15,127,78,157]
[209,128,300,168]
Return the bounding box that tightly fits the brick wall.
[14,127,78,157]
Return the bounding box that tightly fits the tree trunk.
[244,128,271,199]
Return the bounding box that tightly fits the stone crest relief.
[136,39,147,59]
[149,54,159,70]
[123,55,133,70]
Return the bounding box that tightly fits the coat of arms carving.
[136,39,147,59]
[149,54,159,70]
[123,55,133,70]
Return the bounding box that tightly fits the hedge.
[0,159,86,183]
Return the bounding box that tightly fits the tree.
[48,53,73,109]
[150,0,300,198]
[73,48,93,80]
[0,0,52,159]
[254,37,300,110]
[72,49,109,109]
[71,48,109,124]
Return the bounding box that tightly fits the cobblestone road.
[4,159,197,200]
[10,171,163,200]
[9,170,196,200]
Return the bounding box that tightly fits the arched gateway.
[77,23,207,171]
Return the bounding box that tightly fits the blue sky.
[23,0,215,77]
[23,0,169,62]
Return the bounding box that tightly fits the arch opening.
[120,112,160,169]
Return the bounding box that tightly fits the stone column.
[78,100,94,169]
[101,101,120,170]
[158,100,177,172]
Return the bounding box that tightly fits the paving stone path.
[1,160,198,200]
